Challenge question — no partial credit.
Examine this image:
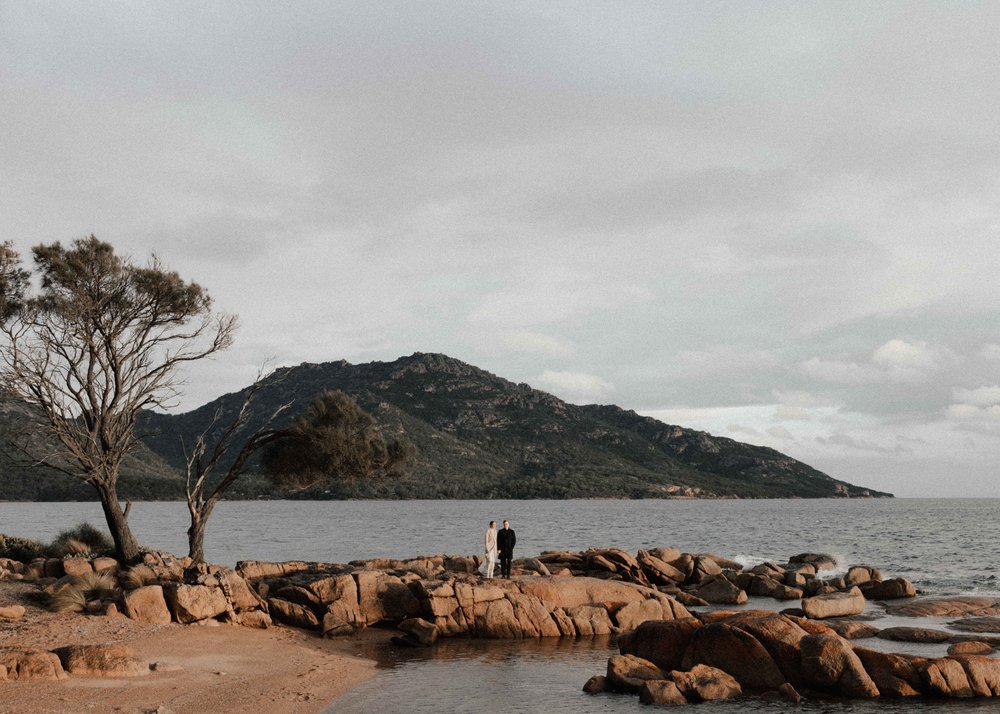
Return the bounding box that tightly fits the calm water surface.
[3,498,999,713]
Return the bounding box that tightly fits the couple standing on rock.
[479,519,516,579]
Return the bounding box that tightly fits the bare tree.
[183,371,290,563]
[0,237,235,562]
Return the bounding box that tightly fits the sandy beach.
[0,580,377,714]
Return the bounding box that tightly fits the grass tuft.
[46,570,119,613]
[48,585,86,613]
[51,523,114,557]
[121,565,157,590]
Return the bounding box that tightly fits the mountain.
[0,396,185,501]
[135,352,891,500]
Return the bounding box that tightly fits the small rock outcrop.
[0,647,67,681]
[122,585,172,625]
[801,587,866,619]
[0,604,26,620]
[52,644,148,678]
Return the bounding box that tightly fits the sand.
[0,580,378,714]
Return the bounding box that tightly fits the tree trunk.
[187,498,217,564]
[96,481,142,563]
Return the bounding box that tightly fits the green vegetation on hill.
[0,352,891,500]
[134,352,890,500]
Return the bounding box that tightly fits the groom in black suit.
[497,519,516,578]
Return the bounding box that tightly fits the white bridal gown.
[479,527,498,578]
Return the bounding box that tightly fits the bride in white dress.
[478,521,498,579]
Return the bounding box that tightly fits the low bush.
[50,522,114,557]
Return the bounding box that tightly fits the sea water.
[2,498,999,712]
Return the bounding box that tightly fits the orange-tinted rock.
[53,644,148,677]
[213,568,263,612]
[477,598,521,638]
[507,592,561,637]
[953,655,1000,696]
[122,585,172,625]
[0,647,67,681]
[91,557,118,574]
[688,556,723,584]
[827,621,879,639]
[682,622,785,690]
[887,597,1000,617]
[670,664,742,701]
[606,654,665,692]
[639,679,687,706]
[948,641,994,655]
[164,583,228,624]
[399,617,438,646]
[637,550,685,584]
[233,610,272,629]
[61,558,93,578]
[920,657,974,698]
[860,578,916,600]
[235,560,317,581]
[853,647,924,697]
[845,566,879,587]
[726,613,808,684]
[801,587,865,619]
[567,605,614,636]
[308,574,358,605]
[688,574,747,605]
[619,617,702,672]
[800,633,878,698]
[0,605,26,621]
[268,597,320,630]
[877,626,951,644]
[786,615,837,636]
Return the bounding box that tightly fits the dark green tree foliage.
[262,390,414,489]
[183,386,412,562]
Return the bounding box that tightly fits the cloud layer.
[2,2,999,495]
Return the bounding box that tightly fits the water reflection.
[328,631,1000,714]
[329,634,622,714]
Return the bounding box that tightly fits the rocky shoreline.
[4,545,1000,707]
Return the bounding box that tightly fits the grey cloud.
[2,2,999,495]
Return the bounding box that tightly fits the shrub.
[121,564,157,591]
[0,533,47,562]
[48,584,86,613]
[46,570,119,613]
[50,523,114,557]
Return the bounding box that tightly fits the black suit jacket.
[497,527,516,556]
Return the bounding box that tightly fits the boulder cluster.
[0,552,271,682]
[6,545,995,704]
[529,548,917,613]
[235,554,691,642]
[1,552,269,628]
[589,608,1000,706]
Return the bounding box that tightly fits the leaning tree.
[0,237,235,562]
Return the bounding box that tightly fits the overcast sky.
[3,2,999,497]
